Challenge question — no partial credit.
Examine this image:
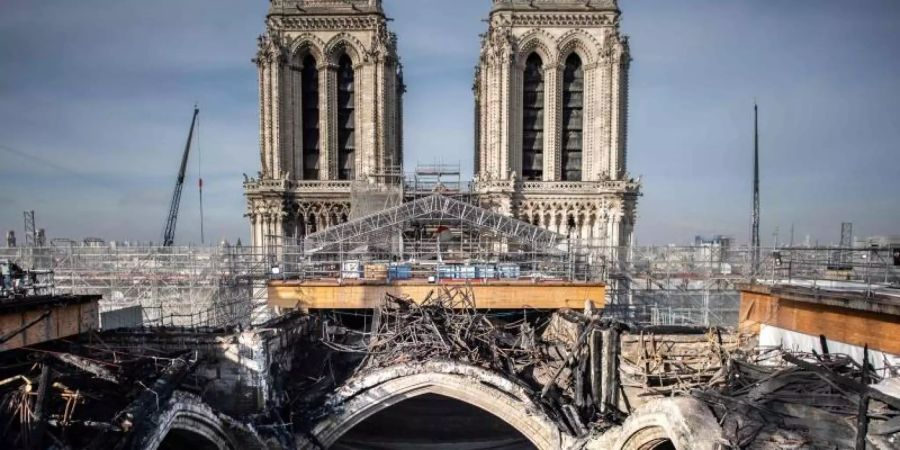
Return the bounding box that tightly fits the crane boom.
[162,107,200,247]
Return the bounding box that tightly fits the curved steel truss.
[302,194,569,254]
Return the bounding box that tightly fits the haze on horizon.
[0,0,897,246]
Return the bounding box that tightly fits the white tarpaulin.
[759,324,900,376]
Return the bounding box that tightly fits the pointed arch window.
[337,54,356,180]
[301,55,320,180]
[522,53,544,181]
[562,53,583,181]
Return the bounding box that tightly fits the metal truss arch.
[301,194,570,255]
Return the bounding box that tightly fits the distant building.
[694,235,733,248]
[693,235,733,273]
[855,235,900,249]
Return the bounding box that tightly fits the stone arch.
[288,34,326,64]
[516,29,556,68]
[556,29,599,67]
[607,398,725,450]
[136,392,246,450]
[308,362,570,449]
[324,33,366,66]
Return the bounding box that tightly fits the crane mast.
[162,107,199,247]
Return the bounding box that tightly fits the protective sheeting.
[759,324,900,375]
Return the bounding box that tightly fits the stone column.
[274,212,284,247]
[360,61,375,180]
[289,57,303,180]
[270,54,283,176]
[477,64,490,177]
[320,62,337,180]
[597,56,613,180]
[499,51,513,181]
[583,63,598,181]
[609,36,630,181]
[259,58,272,176]
[580,215,591,243]
[509,61,523,177]
[376,58,388,179]
[544,63,561,181]
[259,214,267,249]
[611,215,622,248]
[609,59,623,181]
[249,214,258,249]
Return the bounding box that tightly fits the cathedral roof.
[492,0,618,13]
[269,0,383,16]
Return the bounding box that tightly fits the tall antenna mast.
[751,103,761,275]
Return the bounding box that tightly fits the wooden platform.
[738,284,900,355]
[0,295,100,351]
[268,279,606,310]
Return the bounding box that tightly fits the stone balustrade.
[244,179,354,193]
[474,179,640,193]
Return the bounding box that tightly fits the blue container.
[497,263,521,279]
[438,265,456,279]
[459,266,476,280]
[388,263,412,281]
[476,265,497,279]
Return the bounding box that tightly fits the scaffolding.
[1,239,895,330]
[350,180,404,220]
[406,163,465,199]
[598,244,900,326]
[0,244,271,328]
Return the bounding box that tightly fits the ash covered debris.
[304,286,625,438]
[693,350,900,449]
[0,287,898,449]
[0,327,269,449]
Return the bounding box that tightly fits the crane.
[162,106,200,247]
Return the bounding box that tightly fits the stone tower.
[474,0,640,247]
[245,0,404,248]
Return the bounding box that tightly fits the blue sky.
[0,0,897,245]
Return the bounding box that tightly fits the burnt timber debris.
[0,287,897,449]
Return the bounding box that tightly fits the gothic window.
[562,53,584,181]
[337,54,356,180]
[522,53,544,181]
[301,55,320,180]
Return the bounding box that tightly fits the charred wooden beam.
[29,364,53,450]
[50,352,120,384]
[855,345,870,450]
[589,328,602,409]
[781,353,900,410]
[600,327,620,413]
[111,353,197,450]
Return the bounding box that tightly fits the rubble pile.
[312,286,616,437]
[694,350,900,449]
[1,287,897,449]
[0,332,200,448]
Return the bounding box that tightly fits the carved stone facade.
[245,0,404,247]
[473,0,640,247]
